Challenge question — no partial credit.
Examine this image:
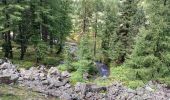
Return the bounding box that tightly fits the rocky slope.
[0,59,170,100]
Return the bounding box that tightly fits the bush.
[42,57,60,66]
[70,71,84,84]
[58,64,70,71]
[125,80,144,89]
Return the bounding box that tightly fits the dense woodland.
[0,0,170,88]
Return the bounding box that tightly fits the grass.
[90,66,170,89]
[86,66,144,89]
[0,85,57,100]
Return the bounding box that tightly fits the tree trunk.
[82,0,87,34]
[164,0,167,5]
[40,0,48,42]
[93,12,97,58]
[49,32,53,53]
[3,0,13,58]
[19,24,26,60]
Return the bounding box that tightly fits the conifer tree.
[112,0,139,65]
[127,0,170,78]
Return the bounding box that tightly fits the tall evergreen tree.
[112,0,139,65]
[127,0,170,78]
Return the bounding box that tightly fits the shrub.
[125,80,144,89]
[70,71,84,84]
[42,57,60,66]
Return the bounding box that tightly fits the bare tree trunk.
[3,0,13,58]
[82,0,87,34]
[49,32,53,53]
[164,0,167,5]
[94,12,97,58]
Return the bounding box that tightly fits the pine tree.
[112,0,139,65]
[127,0,170,78]
[101,0,118,64]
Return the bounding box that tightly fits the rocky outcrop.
[0,59,170,100]
[0,59,19,84]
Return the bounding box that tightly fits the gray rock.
[0,59,4,65]
[48,67,60,76]
[0,62,12,69]
[61,71,70,78]
[0,75,11,84]
[10,74,19,82]
[60,93,72,100]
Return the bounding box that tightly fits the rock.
[39,73,46,80]
[86,92,93,98]
[10,74,19,82]
[48,67,60,76]
[83,72,89,80]
[61,71,70,78]
[0,59,170,100]
[90,85,107,92]
[75,82,87,93]
[42,80,49,85]
[65,83,71,88]
[0,62,12,69]
[60,93,72,100]
[0,59,4,65]
[145,86,154,92]
[0,75,11,84]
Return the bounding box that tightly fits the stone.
[42,80,49,85]
[0,75,11,84]
[60,93,72,100]
[48,67,60,76]
[0,59,170,100]
[83,73,89,80]
[0,62,12,69]
[10,74,19,82]
[0,59,4,65]
[61,71,70,78]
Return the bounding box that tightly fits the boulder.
[48,67,60,76]
[60,92,72,100]
[0,75,11,84]
[61,71,70,78]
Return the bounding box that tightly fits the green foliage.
[35,42,47,62]
[66,59,97,84]
[58,64,69,71]
[63,45,73,66]
[126,0,170,80]
[0,94,20,100]
[77,35,93,60]
[126,80,144,89]
[42,57,60,66]
[109,66,145,89]
[70,71,84,84]
[17,61,34,69]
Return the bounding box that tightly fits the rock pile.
[0,59,19,84]
[0,59,170,100]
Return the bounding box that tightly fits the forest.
[0,0,170,100]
